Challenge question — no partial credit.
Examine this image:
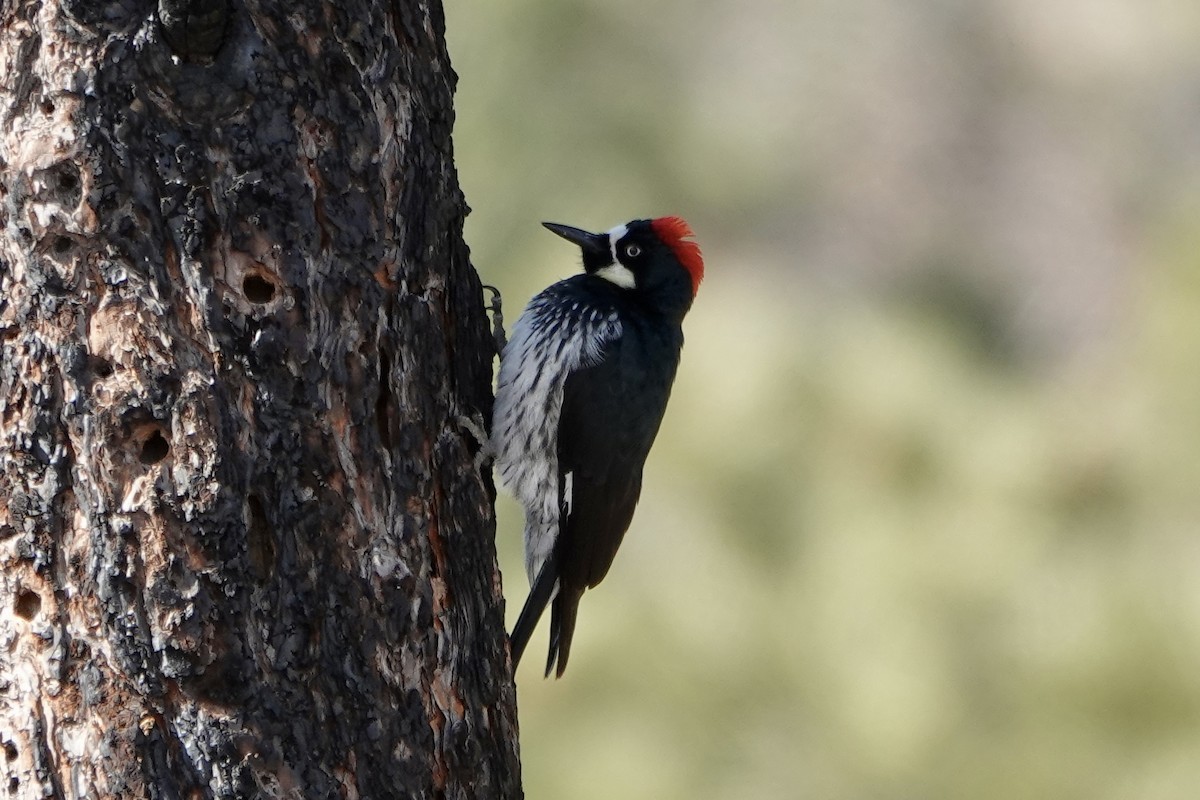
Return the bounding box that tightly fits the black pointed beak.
[542,222,611,264]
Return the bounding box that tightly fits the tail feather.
[509,553,558,670]
[545,585,583,678]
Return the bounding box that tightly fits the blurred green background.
[444,1,1200,797]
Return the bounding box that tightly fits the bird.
[491,216,703,677]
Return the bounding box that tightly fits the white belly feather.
[491,288,621,584]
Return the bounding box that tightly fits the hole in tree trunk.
[140,430,170,464]
[14,590,40,620]
[43,163,82,207]
[243,274,276,303]
[88,356,114,378]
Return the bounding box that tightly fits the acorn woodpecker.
[492,216,704,677]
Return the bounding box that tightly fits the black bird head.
[543,217,704,315]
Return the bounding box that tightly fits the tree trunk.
[0,1,520,797]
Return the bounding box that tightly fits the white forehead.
[606,222,630,262]
[598,222,636,289]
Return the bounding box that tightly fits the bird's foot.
[483,284,507,355]
[456,411,494,473]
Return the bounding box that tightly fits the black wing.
[508,550,558,670]
[543,321,681,677]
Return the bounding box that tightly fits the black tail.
[545,585,583,678]
[509,553,559,671]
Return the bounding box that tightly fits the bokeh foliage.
[445,1,1200,797]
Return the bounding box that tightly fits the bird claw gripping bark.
[459,285,504,473]
[482,284,507,355]
[456,411,494,473]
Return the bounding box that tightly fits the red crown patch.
[650,216,704,295]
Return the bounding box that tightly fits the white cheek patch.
[597,222,635,288]
[595,263,636,289]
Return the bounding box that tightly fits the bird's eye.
[624,244,641,258]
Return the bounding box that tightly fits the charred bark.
[0,0,520,797]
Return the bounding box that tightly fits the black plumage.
[496,217,703,677]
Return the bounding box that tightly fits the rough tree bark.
[0,0,521,797]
